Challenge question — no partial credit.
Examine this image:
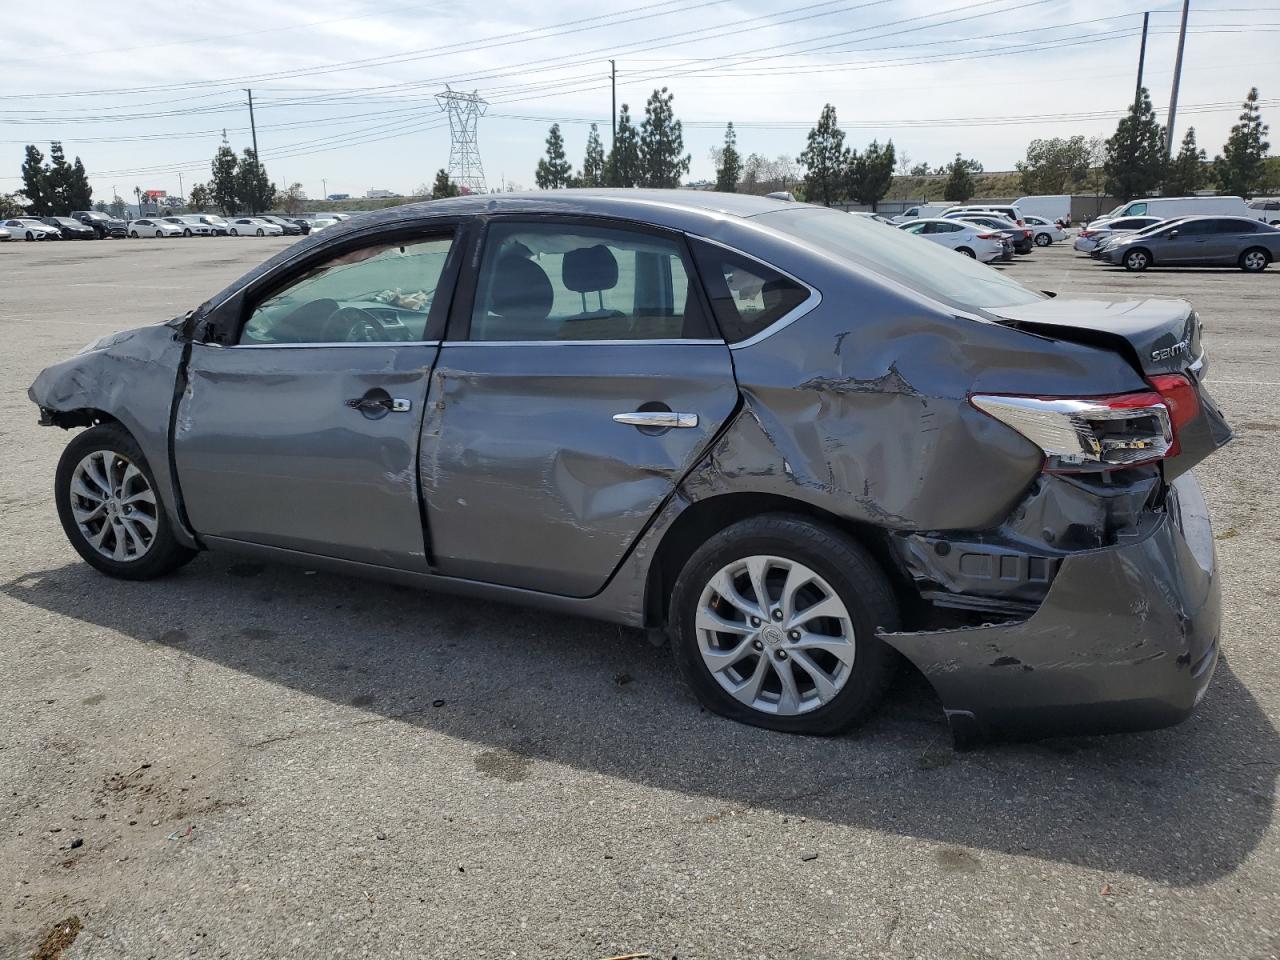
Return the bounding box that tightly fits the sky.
[1,0,1277,203]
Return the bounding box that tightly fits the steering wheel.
[324,305,385,343]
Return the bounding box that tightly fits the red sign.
[144,190,167,199]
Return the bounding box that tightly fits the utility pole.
[610,59,617,145]
[1134,11,1149,110]
[1166,0,1191,161]
[244,88,259,159]
[178,171,184,204]
[322,178,327,200]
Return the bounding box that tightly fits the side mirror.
[1168,229,1179,238]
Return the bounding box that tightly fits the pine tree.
[639,87,690,188]
[1215,87,1271,197]
[430,169,460,199]
[20,145,50,215]
[45,142,72,212]
[1103,87,1166,200]
[579,123,606,187]
[715,122,742,192]
[798,104,847,206]
[943,153,977,202]
[66,156,93,211]
[210,138,240,215]
[1163,127,1207,196]
[847,139,895,211]
[535,123,573,189]
[235,148,275,214]
[606,104,643,187]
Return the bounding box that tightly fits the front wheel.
[1124,248,1151,271]
[55,424,196,580]
[1240,247,1270,272]
[1034,232,1052,247]
[230,228,238,236]
[25,231,33,241]
[255,228,264,237]
[669,515,899,735]
[183,228,192,237]
[956,246,976,258]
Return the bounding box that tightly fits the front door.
[421,218,739,597]
[174,231,457,570]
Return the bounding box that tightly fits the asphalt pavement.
[1,233,1277,959]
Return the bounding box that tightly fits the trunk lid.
[986,295,1232,478]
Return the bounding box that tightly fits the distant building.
[327,193,351,200]
[366,189,399,199]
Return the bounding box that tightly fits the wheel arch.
[642,491,908,629]
[40,407,122,430]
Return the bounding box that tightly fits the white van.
[940,204,1025,226]
[1014,195,1071,223]
[1099,196,1253,222]
[891,203,949,223]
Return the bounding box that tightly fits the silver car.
[1102,216,1280,271]
[1074,216,1165,254]
[28,190,1232,744]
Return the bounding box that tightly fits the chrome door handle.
[613,411,698,428]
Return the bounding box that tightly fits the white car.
[3,217,62,240]
[128,218,183,238]
[308,217,340,233]
[942,204,1026,226]
[0,226,10,241]
[897,218,1005,262]
[1022,215,1068,247]
[1072,216,1164,253]
[228,217,285,237]
[891,203,950,223]
[156,215,214,237]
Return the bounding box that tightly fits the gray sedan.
[28,190,1231,744]
[1103,215,1280,271]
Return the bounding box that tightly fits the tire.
[1239,247,1270,273]
[55,424,196,581]
[668,514,899,736]
[230,228,238,236]
[255,228,264,237]
[956,246,976,258]
[183,228,192,237]
[25,231,33,241]
[129,230,138,238]
[1124,248,1151,271]
[1034,232,1052,247]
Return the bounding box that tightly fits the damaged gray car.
[29,191,1232,744]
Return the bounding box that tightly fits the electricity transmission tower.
[436,86,488,194]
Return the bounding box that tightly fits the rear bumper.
[880,472,1220,744]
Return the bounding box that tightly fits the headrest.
[562,244,619,294]
[491,255,553,322]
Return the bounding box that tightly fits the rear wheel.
[183,228,192,237]
[55,424,196,580]
[1240,247,1270,273]
[669,515,899,735]
[230,228,238,236]
[129,230,138,238]
[1124,248,1151,271]
[25,230,33,241]
[255,227,264,237]
[1034,232,1052,246]
[956,246,976,258]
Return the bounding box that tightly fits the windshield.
[759,207,1042,311]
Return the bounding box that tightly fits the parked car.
[1013,194,1071,225]
[1089,218,1186,259]
[128,218,183,238]
[1101,216,1280,271]
[39,216,97,240]
[259,215,304,236]
[27,190,1233,743]
[849,211,895,225]
[1073,215,1165,253]
[1247,198,1280,225]
[3,217,61,240]
[941,204,1025,226]
[285,217,312,235]
[228,217,285,237]
[898,217,1006,262]
[71,210,128,239]
[890,202,950,223]
[1022,215,1068,246]
[951,213,1033,255]
[0,226,10,241]
[1100,195,1254,222]
[308,216,340,233]
[196,215,230,236]
[153,216,213,237]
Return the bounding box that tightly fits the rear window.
[758,206,1043,312]
[690,241,810,343]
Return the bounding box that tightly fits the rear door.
[174,226,461,570]
[421,216,739,597]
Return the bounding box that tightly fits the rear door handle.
[613,411,698,428]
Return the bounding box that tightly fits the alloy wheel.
[1035,233,1051,246]
[695,555,856,716]
[68,450,158,562]
[1242,250,1268,272]
[1126,250,1149,271]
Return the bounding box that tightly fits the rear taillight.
[970,380,1196,472]
[976,232,999,239]
[1022,229,1032,239]
[1080,229,1095,238]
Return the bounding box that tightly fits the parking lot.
[1,236,1278,959]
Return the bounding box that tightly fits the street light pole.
[1166,0,1191,161]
